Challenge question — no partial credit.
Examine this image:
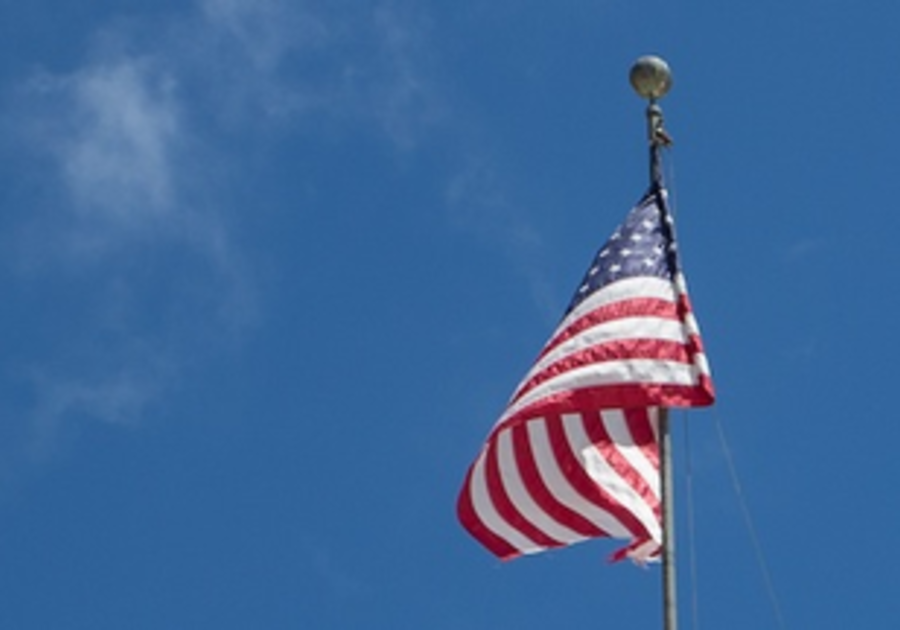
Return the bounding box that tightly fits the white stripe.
[469,445,542,555]
[683,312,700,337]
[673,273,688,296]
[559,277,677,332]
[563,414,661,543]
[526,419,632,539]
[648,407,660,441]
[694,352,711,377]
[512,316,690,400]
[601,410,660,503]
[628,539,661,563]
[496,430,588,547]
[501,359,700,424]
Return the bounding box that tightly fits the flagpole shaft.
[631,55,678,630]
[646,74,676,630]
[651,101,678,630]
[659,407,678,630]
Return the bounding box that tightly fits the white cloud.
[30,370,162,449]
[187,0,443,146]
[446,157,559,320]
[199,0,329,73]
[32,58,180,233]
[8,21,252,442]
[366,3,443,149]
[17,43,256,322]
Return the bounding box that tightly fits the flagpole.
[630,55,677,630]
[659,407,677,630]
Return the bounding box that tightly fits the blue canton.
[566,192,678,315]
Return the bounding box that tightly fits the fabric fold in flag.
[457,186,715,562]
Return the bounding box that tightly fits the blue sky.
[1,1,898,628]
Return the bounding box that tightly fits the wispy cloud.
[29,367,165,455]
[4,8,261,451]
[24,58,181,252]
[446,157,559,320]
[200,0,329,70]
[11,56,205,444]
[192,0,335,120]
[365,3,444,149]
[15,42,256,319]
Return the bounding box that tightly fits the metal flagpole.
[629,55,677,630]
[659,407,677,630]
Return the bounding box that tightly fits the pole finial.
[629,55,673,101]
[630,56,673,187]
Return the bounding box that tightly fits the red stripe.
[678,294,705,342]
[512,338,694,405]
[697,373,715,399]
[687,333,707,359]
[678,293,715,402]
[511,422,605,538]
[585,410,660,522]
[483,433,564,550]
[679,294,713,401]
[623,408,659,470]
[609,538,661,563]
[456,459,520,560]
[492,382,714,449]
[546,414,650,541]
[540,297,680,359]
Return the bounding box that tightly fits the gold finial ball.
[629,55,673,99]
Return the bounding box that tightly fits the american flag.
[457,186,714,562]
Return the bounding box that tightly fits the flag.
[457,186,715,562]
